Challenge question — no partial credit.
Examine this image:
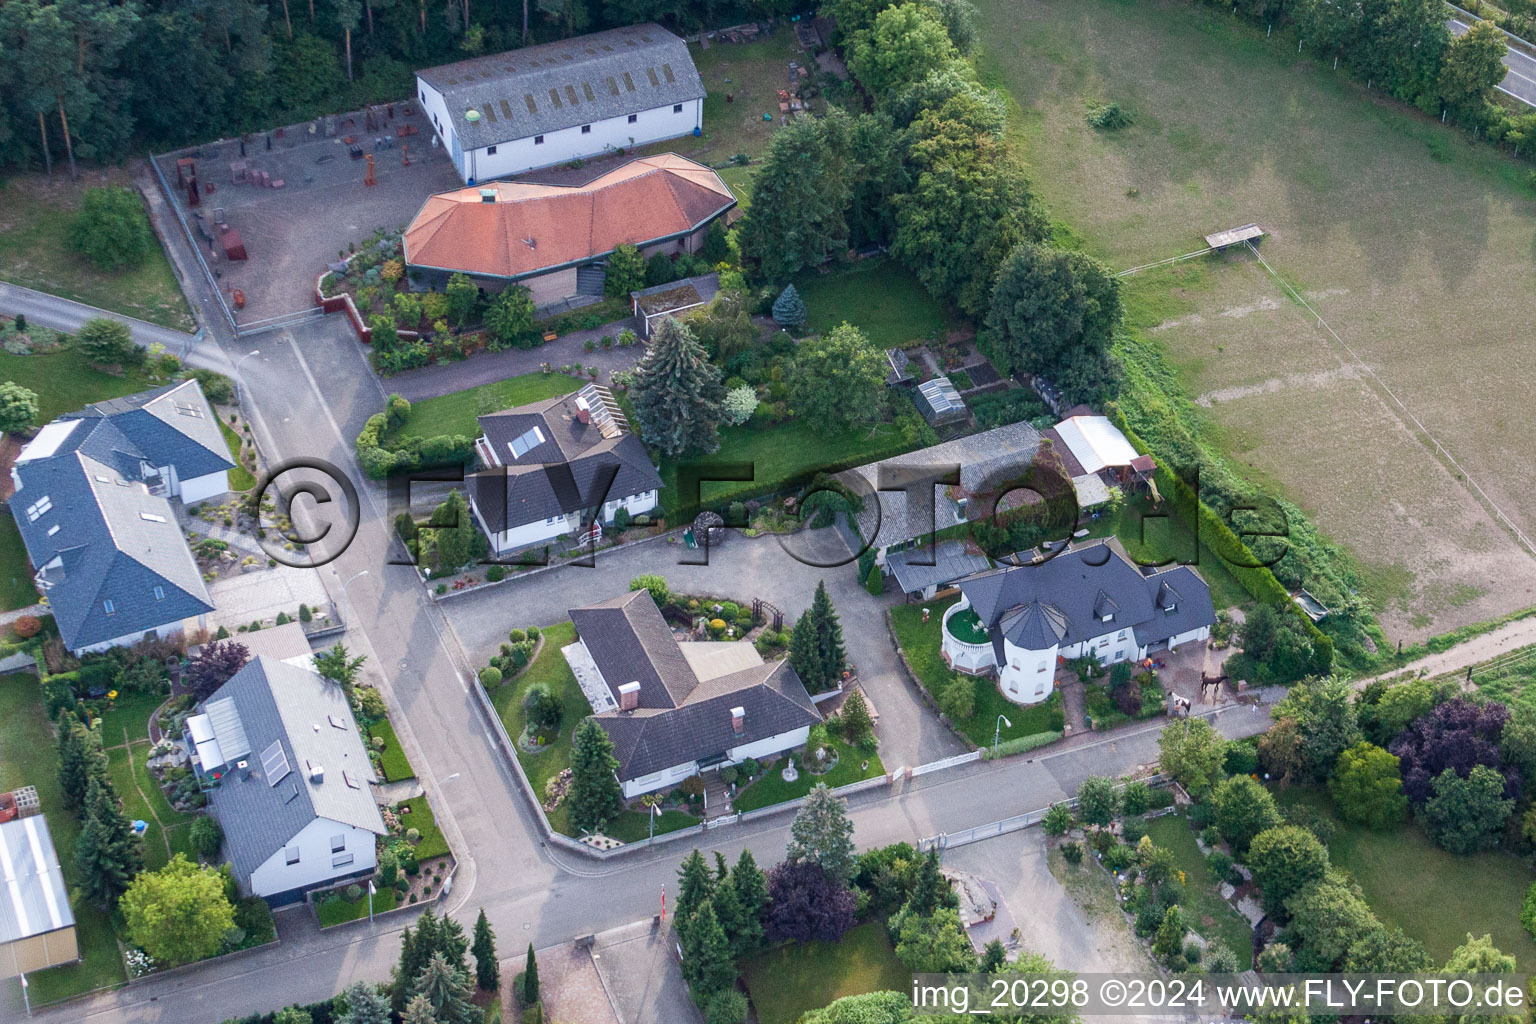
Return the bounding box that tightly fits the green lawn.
[692,31,805,164]
[1143,811,1254,968]
[0,514,38,611]
[1278,788,1536,966]
[0,673,126,1002]
[105,741,195,871]
[391,373,580,441]
[742,921,910,1024]
[1081,496,1251,612]
[396,795,449,860]
[944,607,990,645]
[0,346,155,425]
[369,717,416,782]
[219,419,256,491]
[0,175,194,331]
[97,691,163,745]
[733,739,886,813]
[889,597,1064,746]
[797,260,952,350]
[602,807,700,843]
[658,417,913,517]
[317,885,398,927]
[484,622,596,837]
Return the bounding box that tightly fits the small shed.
[885,348,914,386]
[630,273,720,339]
[884,540,992,601]
[220,227,248,261]
[1204,223,1264,251]
[915,376,967,427]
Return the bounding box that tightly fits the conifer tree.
[709,852,745,953]
[981,939,1008,972]
[787,783,857,885]
[569,719,622,832]
[630,317,725,458]
[393,912,441,1013]
[839,689,875,746]
[904,848,957,918]
[675,849,716,925]
[411,952,477,1024]
[401,994,437,1024]
[788,608,825,691]
[679,898,735,998]
[810,581,847,683]
[523,941,540,1003]
[730,850,769,959]
[471,908,499,992]
[772,284,808,328]
[76,777,141,908]
[437,914,469,974]
[336,982,392,1024]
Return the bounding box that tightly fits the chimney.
[309,763,325,785]
[619,681,641,711]
[575,396,591,424]
[731,706,745,736]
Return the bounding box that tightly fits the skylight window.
[103,599,116,615]
[173,402,203,418]
[153,586,165,601]
[261,739,292,786]
[507,425,545,459]
[25,496,52,521]
[342,770,361,790]
[139,512,167,523]
[46,525,60,537]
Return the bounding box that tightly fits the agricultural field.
[976,0,1536,641]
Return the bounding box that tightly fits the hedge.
[1107,406,1333,676]
[354,411,475,480]
[981,731,1063,759]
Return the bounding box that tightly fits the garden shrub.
[1522,882,1536,940]
[1060,840,1083,864]
[479,666,503,687]
[1102,843,1134,871]
[12,616,41,639]
[486,565,505,582]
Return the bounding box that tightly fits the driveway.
[438,528,968,768]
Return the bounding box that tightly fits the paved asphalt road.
[1450,16,1536,108]
[0,281,217,365]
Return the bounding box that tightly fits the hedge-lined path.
[1360,617,1536,688]
[383,317,645,403]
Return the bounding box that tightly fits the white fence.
[909,750,981,777]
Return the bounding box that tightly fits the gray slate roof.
[0,814,73,945]
[417,24,705,150]
[74,381,233,482]
[955,538,1216,652]
[468,391,661,532]
[204,658,385,883]
[885,540,991,595]
[570,591,821,781]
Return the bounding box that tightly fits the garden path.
[112,726,174,863]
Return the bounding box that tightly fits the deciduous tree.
[1329,742,1407,829]
[186,639,250,700]
[982,242,1122,387]
[121,853,236,965]
[1247,826,1329,918]
[1211,774,1282,853]
[848,3,958,97]
[604,243,646,297]
[0,382,40,435]
[1268,674,1361,782]
[788,323,887,433]
[1421,764,1514,854]
[764,859,856,943]
[1157,716,1227,797]
[1440,19,1508,123]
[1074,775,1119,828]
[78,317,142,370]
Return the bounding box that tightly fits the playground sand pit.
[153,104,461,321]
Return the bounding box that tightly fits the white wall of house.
[1154,624,1211,651]
[178,469,230,504]
[418,89,704,183]
[246,817,378,899]
[602,489,658,523]
[74,620,192,657]
[622,759,701,799]
[727,724,811,764]
[1060,625,1140,666]
[471,501,572,556]
[996,637,1058,705]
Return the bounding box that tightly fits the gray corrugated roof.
[468,391,660,532]
[0,814,73,945]
[570,591,821,781]
[885,540,991,595]
[417,24,705,150]
[204,658,384,883]
[955,539,1216,651]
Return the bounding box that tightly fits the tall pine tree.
[392,911,442,1013]
[810,581,847,683]
[522,941,540,1003]
[788,608,824,692]
[675,849,716,925]
[710,852,745,954]
[678,898,735,998]
[75,776,141,908]
[730,850,768,959]
[410,952,477,1024]
[471,908,499,992]
[904,848,958,918]
[569,718,622,832]
[630,317,725,458]
[437,914,470,974]
[336,982,392,1024]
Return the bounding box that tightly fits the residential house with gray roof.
[942,538,1215,705]
[468,383,661,556]
[567,590,821,798]
[415,23,705,183]
[9,381,232,654]
[194,657,385,903]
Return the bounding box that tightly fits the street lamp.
[993,714,1012,756]
[648,799,660,843]
[339,568,370,625]
[233,348,260,405]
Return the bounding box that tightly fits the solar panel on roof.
[622,71,635,91]
[566,85,579,104]
[662,63,675,82]
[508,425,545,459]
[260,739,291,786]
[646,67,660,87]
[548,87,562,108]
[582,81,596,101]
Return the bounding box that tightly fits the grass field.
[1143,811,1254,968]
[396,795,449,860]
[976,0,1536,641]
[797,260,953,350]
[0,674,126,1003]
[317,884,399,927]
[1081,495,1251,611]
[889,597,1064,745]
[0,345,154,424]
[1278,788,1536,965]
[742,921,909,1024]
[732,739,886,812]
[369,717,416,782]
[391,373,580,441]
[658,417,912,516]
[0,515,38,611]
[219,419,256,491]
[0,174,194,331]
